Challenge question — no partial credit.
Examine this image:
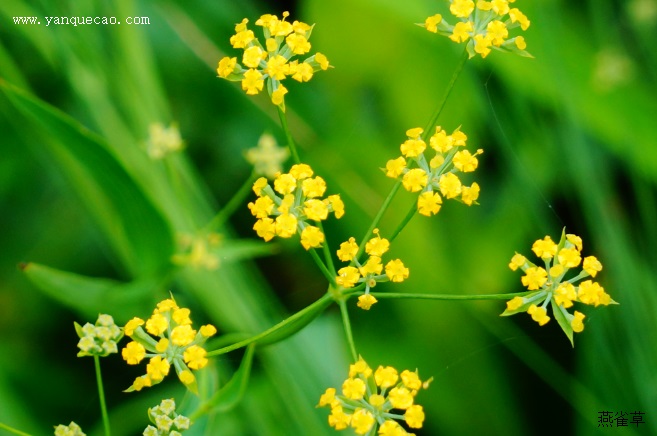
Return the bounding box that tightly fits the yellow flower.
[271,85,288,106]
[403,405,425,428]
[506,296,524,311]
[357,294,378,310]
[183,345,208,370]
[304,199,329,221]
[337,237,359,262]
[558,247,582,268]
[453,149,479,172]
[439,173,462,198]
[365,230,390,257]
[460,183,480,205]
[385,156,407,178]
[385,259,409,283]
[216,57,237,78]
[417,191,442,216]
[351,409,375,435]
[532,236,557,259]
[571,311,586,333]
[241,69,264,95]
[521,266,548,290]
[424,14,443,33]
[122,341,146,365]
[342,378,366,400]
[375,366,399,388]
[527,305,550,326]
[336,266,361,288]
[450,21,474,42]
[450,0,475,18]
[583,256,603,277]
[402,168,428,192]
[508,253,526,271]
[300,225,325,250]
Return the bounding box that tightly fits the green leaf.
[199,344,256,415]
[0,80,173,277]
[550,299,575,347]
[20,262,160,320]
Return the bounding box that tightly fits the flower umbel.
[318,357,431,434]
[171,233,222,270]
[143,398,192,436]
[248,163,344,250]
[244,132,290,179]
[386,126,482,216]
[501,229,617,345]
[122,297,217,394]
[146,123,185,160]
[75,314,123,357]
[216,12,330,110]
[420,0,532,58]
[54,422,85,436]
[335,230,409,310]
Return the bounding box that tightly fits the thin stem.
[421,49,469,142]
[206,293,333,357]
[356,181,403,260]
[389,201,417,243]
[338,299,358,361]
[94,355,111,436]
[309,248,338,287]
[317,221,336,275]
[277,107,301,164]
[0,423,31,436]
[205,172,258,232]
[368,290,537,301]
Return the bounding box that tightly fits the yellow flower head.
[217,12,330,108]
[320,358,430,433]
[421,0,532,58]
[502,229,616,346]
[122,296,216,394]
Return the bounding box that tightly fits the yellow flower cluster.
[146,122,184,160]
[144,399,191,436]
[216,12,330,110]
[318,358,430,435]
[502,230,616,344]
[171,233,222,271]
[54,422,85,436]
[421,0,531,58]
[121,298,217,393]
[248,164,344,250]
[244,133,290,179]
[335,230,409,310]
[75,314,123,357]
[385,127,481,216]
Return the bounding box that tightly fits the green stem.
[0,423,31,436]
[355,181,403,260]
[389,201,417,243]
[206,293,333,357]
[94,355,111,436]
[277,107,301,164]
[309,248,338,287]
[421,49,469,142]
[368,290,536,301]
[338,299,358,361]
[317,221,336,275]
[205,172,258,232]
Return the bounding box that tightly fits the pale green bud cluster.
[74,314,123,357]
[143,399,191,436]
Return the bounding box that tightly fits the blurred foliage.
[1,0,656,435]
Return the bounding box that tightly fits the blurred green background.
[1,0,655,435]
